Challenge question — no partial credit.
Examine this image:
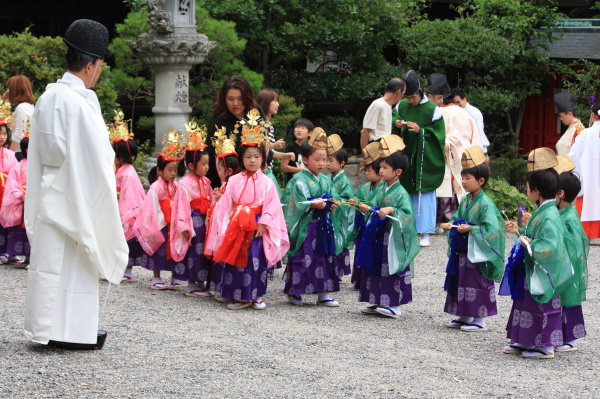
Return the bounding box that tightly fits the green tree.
[0,29,118,120]
[561,59,600,126]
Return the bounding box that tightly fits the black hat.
[554,92,576,113]
[427,73,451,98]
[63,19,109,59]
[403,70,421,95]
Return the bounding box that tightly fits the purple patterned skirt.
[444,252,497,318]
[358,229,412,307]
[220,234,269,301]
[127,238,144,267]
[562,305,586,343]
[506,282,563,347]
[0,224,8,254]
[351,238,362,289]
[6,225,30,257]
[283,219,340,295]
[335,247,351,277]
[140,227,187,279]
[209,260,224,293]
[182,210,212,283]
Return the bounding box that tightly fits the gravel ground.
[1,234,598,398]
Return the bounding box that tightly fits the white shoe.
[420,233,431,247]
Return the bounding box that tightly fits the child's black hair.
[178,149,209,177]
[300,141,319,159]
[527,169,559,200]
[148,155,172,185]
[19,137,29,159]
[330,148,348,168]
[380,150,409,176]
[0,124,11,148]
[294,118,314,132]
[218,154,240,181]
[365,158,381,175]
[558,171,581,203]
[461,163,490,188]
[237,143,267,171]
[112,139,139,166]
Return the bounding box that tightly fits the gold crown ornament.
[554,154,576,174]
[0,99,13,127]
[212,125,237,158]
[308,127,328,150]
[527,147,558,172]
[362,142,381,165]
[234,108,268,146]
[158,129,185,161]
[108,110,135,142]
[379,135,406,158]
[326,134,344,156]
[184,120,208,151]
[461,145,486,169]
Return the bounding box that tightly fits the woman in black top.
[206,76,265,187]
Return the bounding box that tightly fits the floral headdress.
[184,120,208,151]
[158,129,184,161]
[234,108,268,146]
[212,125,237,158]
[0,99,13,127]
[108,110,134,142]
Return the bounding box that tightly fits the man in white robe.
[24,20,128,349]
[554,92,585,155]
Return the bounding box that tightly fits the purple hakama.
[351,239,362,289]
[283,219,340,295]
[335,247,351,278]
[444,252,497,318]
[358,227,412,307]
[506,283,564,347]
[182,210,212,283]
[6,225,30,257]
[220,234,269,301]
[0,225,8,254]
[562,305,586,343]
[127,238,144,267]
[140,227,187,279]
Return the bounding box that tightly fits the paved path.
[1,234,598,398]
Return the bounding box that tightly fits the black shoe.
[48,330,107,350]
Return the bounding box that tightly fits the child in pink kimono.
[208,113,289,309]
[112,136,146,282]
[0,120,18,264]
[173,123,215,297]
[133,138,193,290]
[0,136,29,265]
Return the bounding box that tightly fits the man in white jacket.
[24,19,128,349]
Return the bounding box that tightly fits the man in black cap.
[24,19,128,350]
[392,70,446,247]
[360,77,405,149]
[554,91,585,155]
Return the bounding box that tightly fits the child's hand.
[271,139,285,150]
[214,188,223,202]
[521,212,531,224]
[394,119,405,129]
[406,121,420,133]
[457,224,471,233]
[310,199,326,210]
[255,224,266,237]
[330,202,338,211]
[441,222,452,231]
[377,207,393,219]
[505,221,519,234]
[358,203,370,212]
[182,231,190,239]
[348,198,357,204]
[520,235,531,247]
[284,152,295,161]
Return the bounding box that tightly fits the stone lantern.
[128,0,215,153]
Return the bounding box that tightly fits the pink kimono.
[115,164,146,241]
[210,170,289,267]
[133,177,193,265]
[0,158,27,228]
[0,147,18,255]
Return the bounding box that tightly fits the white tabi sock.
[317,293,332,302]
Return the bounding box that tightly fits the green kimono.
[559,203,589,303]
[371,180,420,275]
[349,180,383,242]
[283,169,339,256]
[392,98,445,193]
[449,190,505,282]
[265,168,283,198]
[330,170,356,252]
[524,200,578,306]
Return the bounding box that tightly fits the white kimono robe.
[24,73,128,345]
[438,105,484,200]
[570,121,600,224]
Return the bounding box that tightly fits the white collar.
[62,72,86,88]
